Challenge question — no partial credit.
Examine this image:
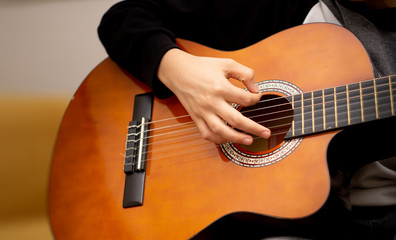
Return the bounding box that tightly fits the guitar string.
[126,106,293,145]
[129,124,292,163]
[139,142,220,167]
[128,98,388,158]
[128,76,395,141]
[128,100,391,163]
[131,135,214,160]
[126,90,394,158]
[124,104,392,170]
[253,103,391,138]
[126,115,293,155]
[132,96,392,157]
[131,74,396,131]
[123,75,396,164]
[127,86,395,144]
[145,147,220,169]
[248,108,390,141]
[127,108,390,165]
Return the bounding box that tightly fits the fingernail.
[261,130,271,139]
[242,137,253,145]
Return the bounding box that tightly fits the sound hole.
[238,94,293,152]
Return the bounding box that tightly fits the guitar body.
[49,23,373,239]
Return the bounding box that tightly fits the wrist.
[157,48,189,88]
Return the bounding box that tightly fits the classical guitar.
[49,23,395,239]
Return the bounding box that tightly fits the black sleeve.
[98,0,317,98]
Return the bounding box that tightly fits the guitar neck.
[285,75,396,139]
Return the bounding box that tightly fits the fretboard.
[284,75,396,139]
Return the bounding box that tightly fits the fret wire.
[311,91,315,132]
[291,100,393,134]
[271,107,392,140]
[322,89,326,130]
[245,98,392,138]
[334,87,338,128]
[301,93,305,135]
[292,95,295,137]
[374,79,379,119]
[346,85,350,125]
[251,92,392,136]
[282,89,386,137]
[390,76,394,116]
[359,82,364,122]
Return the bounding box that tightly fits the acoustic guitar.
[49,23,395,239]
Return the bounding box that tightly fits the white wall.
[0,0,119,97]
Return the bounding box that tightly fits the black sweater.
[98,0,396,98]
[98,0,318,98]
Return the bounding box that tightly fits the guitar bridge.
[123,93,153,208]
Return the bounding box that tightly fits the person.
[98,0,396,239]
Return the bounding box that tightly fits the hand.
[157,48,271,145]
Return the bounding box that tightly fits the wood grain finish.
[49,23,373,239]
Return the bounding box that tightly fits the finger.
[223,84,262,107]
[216,101,271,140]
[204,113,256,145]
[192,115,227,144]
[223,59,259,93]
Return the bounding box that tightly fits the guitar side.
[49,23,373,239]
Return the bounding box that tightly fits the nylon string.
[130,76,395,141]
[125,75,395,163]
